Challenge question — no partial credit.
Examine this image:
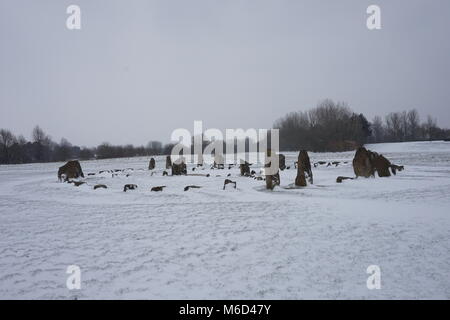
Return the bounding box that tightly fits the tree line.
[273,99,450,152]
[369,110,448,143]
[1,101,449,164]
[0,125,174,165]
[274,99,372,152]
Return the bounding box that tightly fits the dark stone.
[352,147,375,178]
[148,158,156,170]
[373,153,391,177]
[240,161,251,176]
[172,159,187,175]
[151,186,166,192]
[166,156,172,169]
[295,150,313,186]
[123,184,138,192]
[279,154,286,170]
[336,176,354,183]
[223,179,237,190]
[58,160,84,182]
[265,149,280,190]
[184,185,201,191]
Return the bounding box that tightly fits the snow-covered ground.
[0,141,449,299]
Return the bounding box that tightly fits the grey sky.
[1,0,449,146]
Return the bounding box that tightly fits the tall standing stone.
[240,161,251,176]
[166,155,172,169]
[265,149,280,190]
[148,158,156,170]
[279,154,286,170]
[352,147,375,178]
[295,150,313,186]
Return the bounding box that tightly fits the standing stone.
[166,155,172,169]
[196,151,204,167]
[239,161,251,176]
[58,160,84,182]
[295,150,313,186]
[148,157,156,170]
[265,149,280,190]
[303,150,313,184]
[353,147,375,178]
[279,154,286,171]
[172,157,187,176]
[214,153,225,169]
[372,153,391,177]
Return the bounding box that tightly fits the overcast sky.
[1,0,449,146]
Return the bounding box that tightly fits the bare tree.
[54,138,73,161]
[1,125,173,164]
[423,115,438,140]
[147,140,163,155]
[274,99,371,151]
[407,109,420,140]
[16,135,27,145]
[371,116,384,143]
[31,126,54,162]
[385,112,403,142]
[0,129,17,164]
[400,111,408,141]
[32,125,46,144]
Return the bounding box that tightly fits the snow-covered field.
[0,141,449,299]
